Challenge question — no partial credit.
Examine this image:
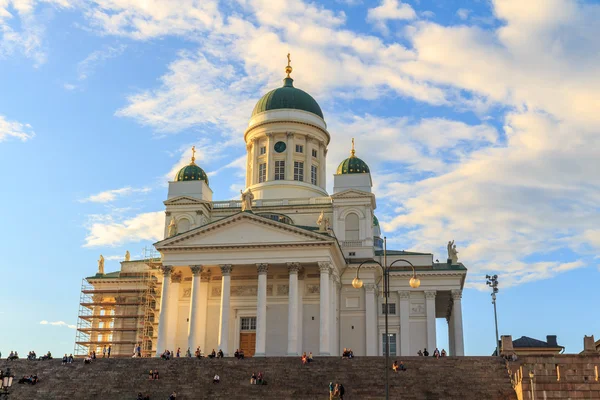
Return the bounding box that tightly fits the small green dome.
[252,77,324,119]
[175,163,209,185]
[336,156,370,174]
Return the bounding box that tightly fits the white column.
[246,143,251,187]
[297,269,304,355]
[365,283,378,356]
[318,262,331,355]
[319,143,326,190]
[166,272,182,352]
[218,264,232,356]
[451,289,465,356]
[286,132,294,180]
[399,290,411,356]
[329,272,335,355]
[187,265,203,351]
[155,266,172,356]
[255,263,269,356]
[425,290,437,352]
[197,269,210,351]
[266,133,274,181]
[448,313,455,356]
[287,263,300,355]
[304,137,311,183]
[251,138,258,185]
[333,276,339,356]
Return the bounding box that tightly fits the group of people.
[148,369,160,380]
[208,349,224,359]
[7,351,19,360]
[136,393,150,400]
[102,345,112,358]
[417,348,447,358]
[301,352,314,364]
[341,348,354,359]
[18,374,39,385]
[26,351,52,361]
[249,371,266,385]
[392,360,407,372]
[234,349,245,359]
[61,354,75,364]
[329,382,346,400]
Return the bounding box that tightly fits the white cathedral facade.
[81,60,467,358]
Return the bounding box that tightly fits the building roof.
[251,77,324,119]
[336,155,370,175]
[512,336,561,348]
[375,249,432,256]
[86,271,121,280]
[175,163,209,184]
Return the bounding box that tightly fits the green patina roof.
[336,155,370,175]
[175,163,209,185]
[252,77,324,119]
[86,271,121,280]
[373,215,379,226]
[375,250,433,256]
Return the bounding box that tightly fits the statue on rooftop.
[98,255,105,275]
[168,217,178,237]
[125,250,130,262]
[240,188,254,212]
[447,241,459,264]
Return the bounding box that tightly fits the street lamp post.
[486,274,500,357]
[0,368,14,398]
[352,237,420,400]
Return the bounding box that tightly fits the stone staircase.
[1,356,517,400]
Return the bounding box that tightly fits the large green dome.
[336,140,370,174]
[175,163,209,184]
[252,77,324,120]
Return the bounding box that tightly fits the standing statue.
[240,188,254,212]
[317,210,326,232]
[447,240,459,264]
[125,250,130,262]
[98,255,105,275]
[168,217,178,237]
[447,240,454,260]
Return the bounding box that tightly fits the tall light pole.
[486,274,499,356]
[352,237,420,400]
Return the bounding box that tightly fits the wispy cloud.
[367,0,417,33]
[83,211,164,247]
[0,115,35,142]
[40,320,76,329]
[80,187,151,203]
[77,44,126,81]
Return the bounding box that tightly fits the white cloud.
[367,0,417,33]
[83,211,164,247]
[77,44,126,81]
[80,186,151,203]
[456,8,470,20]
[40,320,76,329]
[0,114,35,142]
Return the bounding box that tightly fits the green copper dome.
[252,77,324,119]
[174,147,209,184]
[175,163,209,184]
[337,139,370,174]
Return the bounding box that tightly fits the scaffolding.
[74,249,161,358]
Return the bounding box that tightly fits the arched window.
[178,218,190,233]
[345,213,360,241]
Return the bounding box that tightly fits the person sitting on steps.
[153,370,159,380]
[433,348,440,358]
[217,349,224,358]
[62,354,68,365]
[417,350,423,356]
[423,348,429,357]
[168,391,177,399]
[209,349,216,359]
[250,372,257,385]
[213,374,220,383]
[301,353,307,365]
[239,349,244,359]
[148,369,153,380]
[257,371,266,385]
[392,360,399,372]
[234,349,239,359]
[195,347,202,358]
[308,352,314,363]
[441,349,447,357]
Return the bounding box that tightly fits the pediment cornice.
[164,196,210,206]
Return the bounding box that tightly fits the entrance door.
[239,316,257,357]
[240,332,256,357]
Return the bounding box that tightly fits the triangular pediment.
[164,196,207,206]
[155,212,334,249]
[331,188,373,198]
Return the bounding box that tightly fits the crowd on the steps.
[417,347,447,358]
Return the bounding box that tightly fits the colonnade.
[155,262,339,357]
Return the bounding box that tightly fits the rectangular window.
[382,303,396,315]
[258,163,266,183]
[312,149,318,158]
[382,333,397,356]
[294,161,304,181]
[311,165,318,185]
[241,317,257,331]
[259,146,266,155]
[295,144,303,153]
[275,160,285,180]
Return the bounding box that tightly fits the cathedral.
[76,58,467,359]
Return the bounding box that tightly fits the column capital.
[424,290,437,300]
[318,261,332,273]
[161,265,173,276]
[256,263,269,274]
[171,272,183,284]
[266,132,274,138]
[451,289,463,300]
[286,131,294,138]
[220,264,233,275]
[165,211,171,216]
[190,265,204,276]
[364,283,376,293]
[287,262,301,273]
[398,290,411,300]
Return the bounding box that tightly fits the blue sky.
[0,0,599,356]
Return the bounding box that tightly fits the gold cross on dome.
[287,53,291,67]
[191,146,196,164]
